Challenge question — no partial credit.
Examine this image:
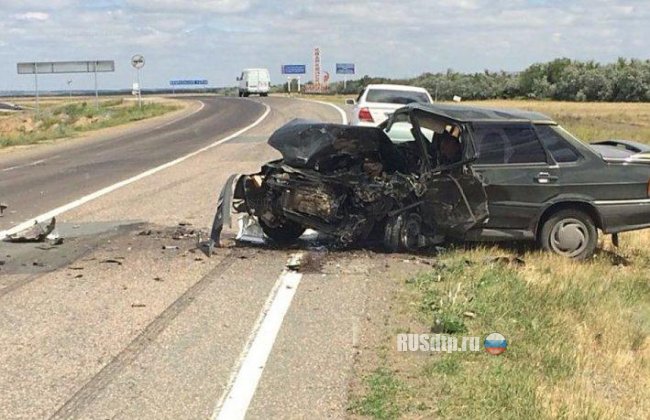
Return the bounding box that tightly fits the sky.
[0,0,649,91]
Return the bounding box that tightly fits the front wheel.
[539,209,597,260]
[260,219,305,245]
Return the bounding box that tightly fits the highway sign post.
[336,63,355,90]
[17,60,115,112]
[281,65,306,93]
[131,54,145,108]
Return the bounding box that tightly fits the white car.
[347,84,433,126]
[237,68,270,97]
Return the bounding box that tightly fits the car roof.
[366,84,430,93]
[405,102,556,124]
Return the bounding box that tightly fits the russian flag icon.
[484,333,507,355]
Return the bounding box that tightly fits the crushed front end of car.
[208,114,488,254]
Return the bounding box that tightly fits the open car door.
[420,169,489,236]
[388,107,489,236]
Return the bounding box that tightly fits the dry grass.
[0,97,179,148]
[349,100,650,419]
[464,100,650,145]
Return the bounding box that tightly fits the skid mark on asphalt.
[212,253,304,420]
[49,251,238,420]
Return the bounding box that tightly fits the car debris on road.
[3,218,57,243]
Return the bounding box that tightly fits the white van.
[237,68,271,97]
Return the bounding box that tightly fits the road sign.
[336,63,355,75]
[281,65,306,75]
[170,80,209,86]
[17,60,115,74]
[17,60,116,112]
[131,54,145,69]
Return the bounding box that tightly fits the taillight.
[358,107,374,123]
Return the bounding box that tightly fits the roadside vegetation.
[0,98,180,148]
[349,103,650,419]
[325,58,650,102]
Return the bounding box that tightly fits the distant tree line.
[328,58,650,102]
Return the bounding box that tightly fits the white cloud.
[0,0,649,91]
[12,12,50,21]
[124,0,253,13]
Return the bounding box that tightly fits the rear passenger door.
[470,122,559,230]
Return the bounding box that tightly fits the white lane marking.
[0,102,271,240]
[299,98,348,124]
[212,254,304,420]
[2,158,49,172]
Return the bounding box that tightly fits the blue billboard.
[336,63,355,75]
[281,65,306,75]
[170,80,209,86]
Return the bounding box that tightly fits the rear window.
[365,89,430,105]
[473,124,548,165]
[535,125,581,163]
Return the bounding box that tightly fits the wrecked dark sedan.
[209,103,650,259]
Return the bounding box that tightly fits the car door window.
[473,124,547,165]
[535,125,581,163]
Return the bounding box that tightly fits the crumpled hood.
[267,119,407,172]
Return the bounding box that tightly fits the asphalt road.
[0,95,414,419]
[0,96,266,231]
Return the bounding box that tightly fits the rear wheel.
[260,219,305,245]
[539,209,597,259]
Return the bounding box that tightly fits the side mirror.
[345,99,355,105]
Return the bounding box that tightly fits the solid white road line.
[301,98,348,125]
[212,254,304,420]
[0,102,271,240]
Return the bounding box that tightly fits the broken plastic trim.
[207,174,242,256]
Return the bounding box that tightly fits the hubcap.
[549,218,589,257]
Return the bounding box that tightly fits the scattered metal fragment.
[74,274,83,279]
[286,254,303,271]
[68,267,84,270]
[153,277,164,282]
[463,311,477,319]
[162,245,179,250]
[100,259,123,266]
[0,203,7,217]
[4,218,56,243]
[131,303,146,308]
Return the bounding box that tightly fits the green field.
[348,100,650,419]
[0,98,180,148]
